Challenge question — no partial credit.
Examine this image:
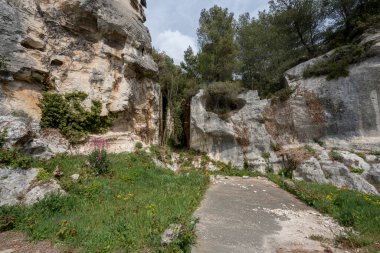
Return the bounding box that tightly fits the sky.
[145,0,268,64]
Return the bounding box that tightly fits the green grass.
[267,174,380,251]
[0,152,209,252]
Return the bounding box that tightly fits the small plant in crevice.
[0,56,8,70]
[329,150,344,163]
[304,145,316,155]
[350,167,364,174]
[135,142,143,150]
[0,129,7,148]
[270,141,282,152]
[313,138,325,147]
[279,157,299,179]
[39,92,112,143]
[87,139,110,175]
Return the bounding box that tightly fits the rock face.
[190,90,272,167]
[0,0,160,156]
[0,168,65,206]
[190,27,380,163]
[265,27,380,147]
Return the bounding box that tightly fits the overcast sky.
[145,0,268,64]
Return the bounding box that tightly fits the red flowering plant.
[87,138,110,174]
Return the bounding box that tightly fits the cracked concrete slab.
[192,176,347,253]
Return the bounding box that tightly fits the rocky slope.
[0,0,160,156]
[190,26,380,194]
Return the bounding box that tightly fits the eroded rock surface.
[190,90,272,168]
[265,27,380,147]
[0,0,160,156]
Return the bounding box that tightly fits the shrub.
[205,81,246,116]
[0,149,33,169]
[135,142,143,150]
[303,43,373,80]
[39,92,112,143]
[272,87,295,102]
[87,149,110,174]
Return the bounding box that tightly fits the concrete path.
[192,176,346,253]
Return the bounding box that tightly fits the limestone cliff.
[190,26,380,194]
[190,90,274,168]
[0,0,161,156]
[265,26,380,149]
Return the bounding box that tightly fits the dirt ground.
[0,231,61,253]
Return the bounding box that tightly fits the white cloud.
[155,30,198,64]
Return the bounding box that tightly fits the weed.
[36,168,50,181]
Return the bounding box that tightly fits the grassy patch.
[268,175,380,251]
[0,152,209,252]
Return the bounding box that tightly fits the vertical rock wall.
[0,0,161,155]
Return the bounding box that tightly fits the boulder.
[0,168,65,206]
[294,157,328,184]
[161,224,182,245]
[321,161,378,195]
